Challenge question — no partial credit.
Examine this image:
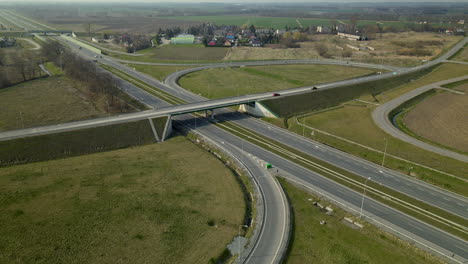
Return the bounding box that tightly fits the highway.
[177,115,468,263]
[2,12,467,263]
[373,75,468,163]
[188,128,290,264]
[93,37,468,220]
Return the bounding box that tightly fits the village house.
[337,32,367,41]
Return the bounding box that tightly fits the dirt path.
[19,38,41,50]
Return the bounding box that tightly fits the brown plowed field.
[403,84,468,153]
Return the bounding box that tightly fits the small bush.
[207,219,216,226]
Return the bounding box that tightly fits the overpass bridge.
[0,90,287,142]
[28,30,73,35]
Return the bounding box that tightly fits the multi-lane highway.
[54,33,468,262]
[2,11,467,263]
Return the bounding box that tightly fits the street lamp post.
[381,138,388,168]
[238,224,248,262]
[359,177,372,219]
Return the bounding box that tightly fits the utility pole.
[359,177,371,219]
[381,138,388,168]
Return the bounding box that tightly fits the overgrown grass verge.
[100,64,186,105]
[261,66,436,120]
[289,122,467,195]
[278,178,444,264]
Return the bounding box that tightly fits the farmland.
[279,179,443,264]
[403,83,468,153]
[170,15,424,30]
[178,64,375,99]
[225,32,461,67]
[0,136,245,263]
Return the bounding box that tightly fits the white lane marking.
[443,197,451,201]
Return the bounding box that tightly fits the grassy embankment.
[279,178,444,264]
[262,63,468,194]
[449,44,468,62]
[99,63,468,240]
[0,136,245,264]
[179,64,376,99]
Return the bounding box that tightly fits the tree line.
[0,48,44,89]
[41,41,132,112]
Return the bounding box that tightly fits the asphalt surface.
[54,32,468,218]
[180,116,468,263]
[2,13,467,263]
[184,123,290,264]
[52,35,468,262]
[116,57,402,70]
[373,75,468,162]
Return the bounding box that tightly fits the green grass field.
[127,63,193,81]
[450,44,468,62]
[108,45,229,63]
[170,15,422,30]
[0,136,245,263]
[179,64,376,99]
[0,76,109,132]
[282,63,468,194]
[279,179,443,264]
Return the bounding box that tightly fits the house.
[208,41,217,46]
[256,29,272,34]
[317,25,332,34]
[276,29,286,35]
[458,20,465,25]
[226,35,235,41]
[224,40,232,47]
[251,39,262,47]
[213,29,226,37]
[337,32,367,41]
[91,37,99,43]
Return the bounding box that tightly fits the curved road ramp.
[372,75,468,163]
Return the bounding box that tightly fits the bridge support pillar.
[148,115,173,142]
[204,110,215,119]
[239,101,279,118]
